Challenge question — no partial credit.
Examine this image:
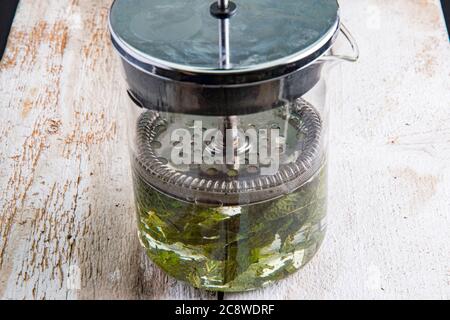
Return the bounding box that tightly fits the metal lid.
[109,0,340,85]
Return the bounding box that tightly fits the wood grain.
[0,0,449,299]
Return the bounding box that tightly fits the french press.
[109,0,358,292]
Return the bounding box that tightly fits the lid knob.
[210,0,237,19]
[218,0,229,9]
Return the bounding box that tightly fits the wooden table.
[0,0,449,300]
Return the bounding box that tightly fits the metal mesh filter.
[132,99,324,205]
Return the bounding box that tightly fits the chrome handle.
[321,23,359,62]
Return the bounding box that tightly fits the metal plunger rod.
[216,0,238,167]
[217,0,234,282]
[219,20,230,68]
[218,0,231,69]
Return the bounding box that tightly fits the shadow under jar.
[108,0,358,292]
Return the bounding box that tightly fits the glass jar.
[109,0,358,292]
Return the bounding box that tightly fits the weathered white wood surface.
[0,0,449,300]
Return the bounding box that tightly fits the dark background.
[0,0,19,60]
[443,0,450,36]
[0,0,449,61]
